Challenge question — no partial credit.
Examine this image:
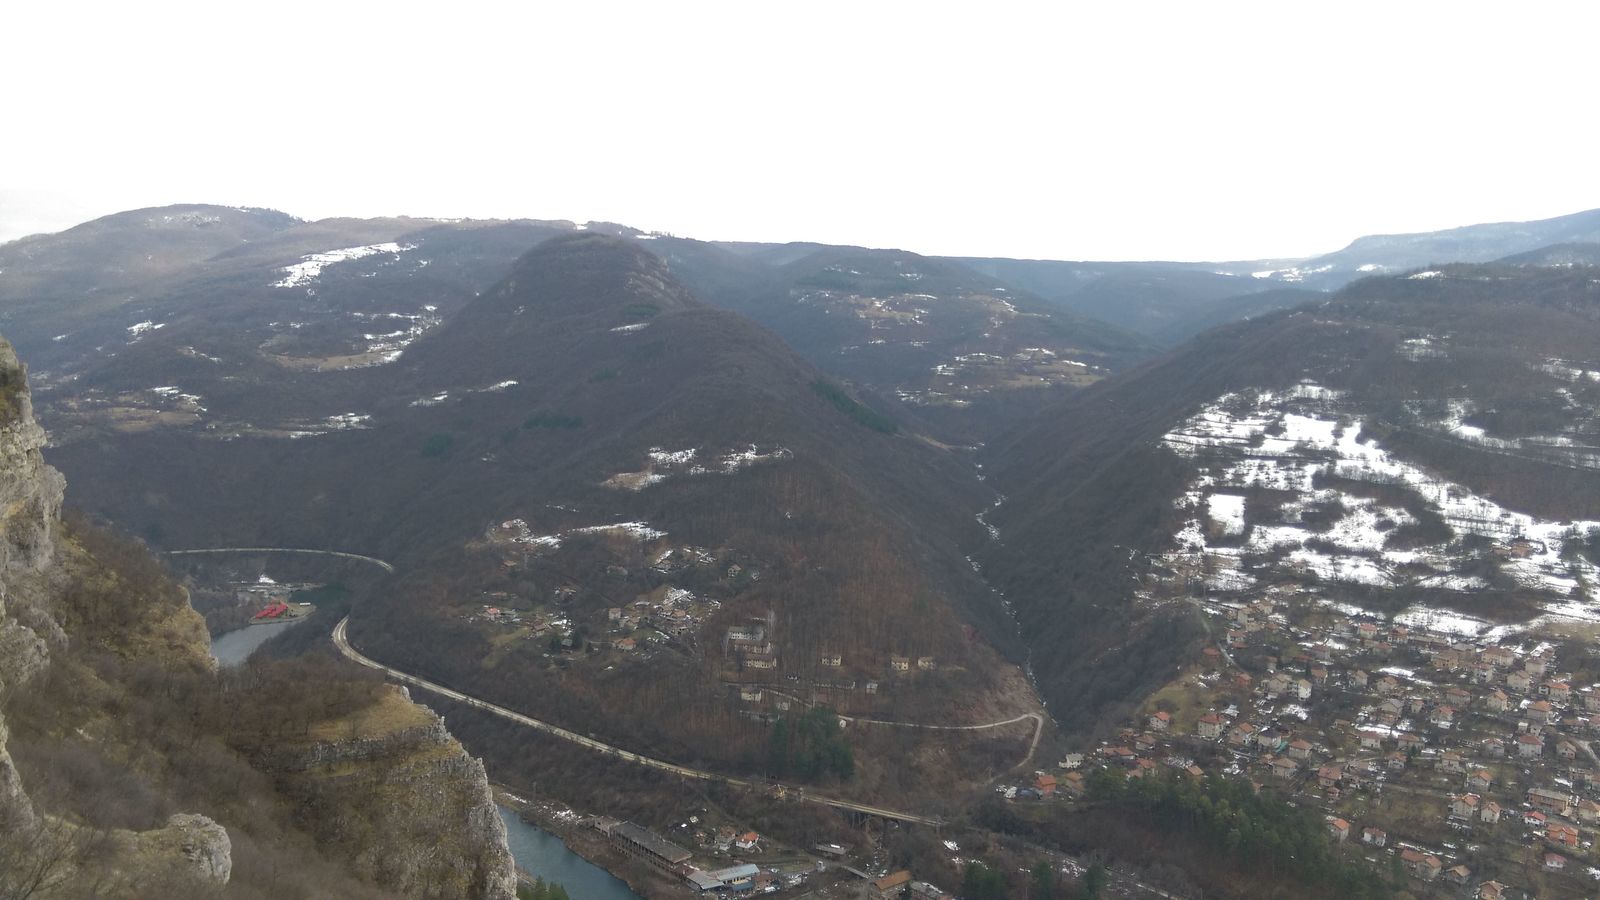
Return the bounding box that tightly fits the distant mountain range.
[4,200,1599,750]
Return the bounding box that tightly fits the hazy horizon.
[5,1,1599,261]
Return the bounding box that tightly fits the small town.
[1007,568,1600,898]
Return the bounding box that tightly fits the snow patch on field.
[273,243,415,288]
[496,518,666,550]
[604,445,793,491]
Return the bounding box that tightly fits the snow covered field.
[1160,382,1600,622]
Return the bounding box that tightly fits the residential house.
[1376,675,1401,695]
[821,653,842,668]
[735,831,761,851]
[1480,800,1502,824]
[1270,756,1299,779]
[1544,852,1567,872]
[1517,734,1545,758]
[1439,751,1466,774]
[1035,773,1057,796]
[1528,699,1554,725]
[1385,752,1408,772]
[1527,786,1573,816]
[1361,826,1387,847]
[1327,817,1350,842]
[1546,680,1572,703]
[1547,823,1579,849]
[1449,793,1480,819]
[1445,686,1472,707]
[1444,865,1473,887]
[1149,711,1171,732]
[1584,689,1600,713]
[1526,655,1550,677]
[1467,769,1493,792]
[1296,678,1313,700]
[916,656,936,671]
[1197,713,1223,739]
[872,871,913,899]
[1358,730,1385,751]
[1227,722,1258,747]
[1287,739,1314,760]
[1508,670,1533,693]
[1061,771,1086,796]
[1579,798,1600,824]
[1316,764,1343,788]
[1350,669,1369,688]
[1400,849,1442,881]
[1397,732,1425,753]
[890,656,910,672]
[1558,739,1579,760]
[1487,689,1510,713]
[1478,881,1508,900]
[1482,737,1506,758]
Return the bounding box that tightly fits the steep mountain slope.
[0,337,515,899]
[654,238,1154,439]
[46,234,1039,802]
[981,263,1600,733]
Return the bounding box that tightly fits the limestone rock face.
[0,337,65,579]
[153,813,234,886]
[0,336,62,840]
[261,692,517,899]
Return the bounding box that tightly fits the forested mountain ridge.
[35,233,1043,808]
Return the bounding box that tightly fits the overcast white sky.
[4,1,1598,260]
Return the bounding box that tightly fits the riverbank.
[209,614,310,666]
[492,788,668,899]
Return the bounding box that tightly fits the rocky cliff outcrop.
[0,335,65,843]
[257,685,518,899]
[0,333,516,899]
[0,338,235,896]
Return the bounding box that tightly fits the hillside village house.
[1527,786,1572,817]
[1467,769,1493,792]
[1517,734,1544,758]
[1197,713,1223,739]
[1486,689,1509,712]
[1361,826,1387,847]
[1449,793,1479,819]
[1401,848,1442,881]
[1326,817,1349,842]
[1480,800,1502,824]
[1149,711,1170,731]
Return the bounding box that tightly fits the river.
[209,618,308,667]
[497,805,643,899]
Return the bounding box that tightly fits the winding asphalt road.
[332,616,945,827]
[167,547,396,573]
[761,687,1045,769]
